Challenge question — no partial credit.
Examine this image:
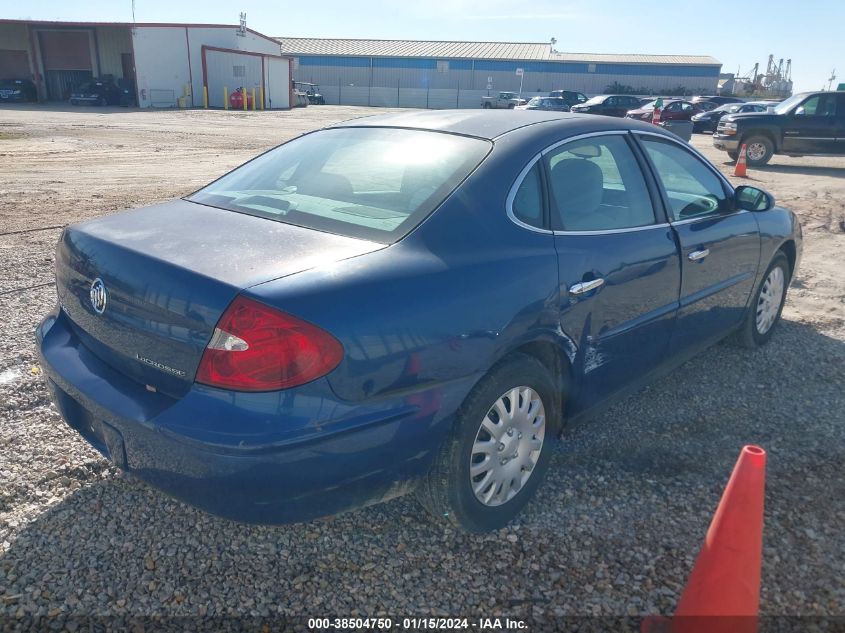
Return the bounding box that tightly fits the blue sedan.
[36,111,802,532]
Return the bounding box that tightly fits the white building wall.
[133,25,282,107]
[132,27,191,107]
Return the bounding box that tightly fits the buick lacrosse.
[37,110,801,531]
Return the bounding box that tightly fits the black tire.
[732,252,790,348]
[416,354,560,532]
[727,151,738,161]
[507,103,515,109]
[742,135,774,166]
[483,102,491,109]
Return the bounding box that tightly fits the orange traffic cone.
[670,445,767,633]
[734,144,748,178]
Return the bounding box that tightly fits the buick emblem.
[89,278,107,314]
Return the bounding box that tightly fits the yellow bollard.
[224,86,228,110]
[203,86,208,109]
[242,86,247,111]
[251,87,256,111]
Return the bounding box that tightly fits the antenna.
[237,11,247,36]
[827,69,836,91]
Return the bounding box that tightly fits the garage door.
[38,30,93,100]
[0,50,30,79]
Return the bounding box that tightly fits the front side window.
[545,135,656,231]
[640,138,730,221]
[799,94,837,117]
[189,128,491,243]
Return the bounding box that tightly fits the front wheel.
[416,354,559,532]
[742,135,774,166]
[482,102,491,109]
[727,150,739,161]
[733,252,790,348]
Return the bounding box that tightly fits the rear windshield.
[189,127,491,243]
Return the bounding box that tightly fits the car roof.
[330,109,670,141]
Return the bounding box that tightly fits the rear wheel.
[742,135,774,166]
[483,102,491,109]
[733,252,790,348]
[416,354,559,532]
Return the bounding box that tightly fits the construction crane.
[733,55,793,98]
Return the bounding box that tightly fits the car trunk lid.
[56,199,382,397]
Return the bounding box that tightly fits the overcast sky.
[2,0,840,93]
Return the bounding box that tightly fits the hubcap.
[747,142,767,161]
[470,386,546,507]
[756,266,785,335]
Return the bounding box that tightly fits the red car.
[625,99,703,123]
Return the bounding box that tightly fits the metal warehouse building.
[278,37,721,108]
[0,19,292,108]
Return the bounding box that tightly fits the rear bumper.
[36,309,465,524]
[712,135,740,152]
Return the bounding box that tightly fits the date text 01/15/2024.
[307,617,528,630]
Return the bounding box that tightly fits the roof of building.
[0,19,281,47]
[277,37,720,66]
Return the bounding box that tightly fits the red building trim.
[0,19,282,48]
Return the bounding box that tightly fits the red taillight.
[195,296,343,392]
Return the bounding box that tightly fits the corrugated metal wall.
[293,55,720,107]
[95,26,132,79]
[205,49,263,108]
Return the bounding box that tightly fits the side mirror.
[735,185,775,212]
[794,106,806,116]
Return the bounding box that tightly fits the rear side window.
[189,128,491,243]
[545,135,656,231]
[511,162,544,228]
[640,138,729,221]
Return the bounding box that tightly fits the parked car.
[515,96,570,112]
[713,90,845,165]
[692,101,771,133]
[695,101,720,112]
[692,95,745,106]
[548,90,588,107]
[294,81,325,105]
[482,91,527,109]
[70,79,122,106]
[0,78,37,103]
[37,111,801,532]
[626,99,703,123]
[569,94,643,117]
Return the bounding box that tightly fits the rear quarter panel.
[246,133,563,407]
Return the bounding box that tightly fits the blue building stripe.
[296,55,720,77]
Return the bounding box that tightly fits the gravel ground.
[0,105,843,628]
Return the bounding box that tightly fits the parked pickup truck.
[713,90,845,165]
[481,92,527,109]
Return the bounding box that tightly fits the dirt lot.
[0,105,843,625]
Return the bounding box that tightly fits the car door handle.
[569,278,605,295]
[687,249,710,262]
